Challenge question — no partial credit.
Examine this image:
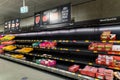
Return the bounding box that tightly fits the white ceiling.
[0,0,93,24]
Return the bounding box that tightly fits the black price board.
[34,13,41,27]
[8,21,11,30]
[15,19,20,29]
[4,22,8,30]
[61,4,71,23]
[34,3,71,27]
[42,10,50,25]
[4,18,20,32]
[49,8,61,24]
[11,20,15,30]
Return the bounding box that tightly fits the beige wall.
[72,0,120,22]
[72,0,102,22]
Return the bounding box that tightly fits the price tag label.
[60,48,63,50]
[78,74,81,77]
[59,40,62,42]
[60,58,63,60]
[54,40,57,42]
[65,59,68,61]
[102,40,106,43]
[76,49,80,52]
[109,41,113,43]
[93,51,98,53]
[71,73,75,75]
[65,48,68,51]
[88,62,93,65]
[117,41,120,43]
[85,40,89,42]
[66,40,69,42]
[70,60,74,62]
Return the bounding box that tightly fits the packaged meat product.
[47,60,56,67]
[112,45,120,51]
[69,65,80,73]
[104,69,113,80]
[105,43,113,51]
[88,43,98,51]
[101,31,111,40]
[106,56,113,66]
[97,43,105,51]
[87,67,98,77]
[113,56,120,68]
[80,66,92,75]
[96,68,105,80]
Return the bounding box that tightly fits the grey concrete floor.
[0,59,67,80]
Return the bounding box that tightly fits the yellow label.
[65,59,68,61]
[71,60,74,62]
[59,40,62,42]
[76,49,80,52]
[60,48,63,50]
[54,40,57,42]
[88,62,93,65]
[65,48,68,51]
[71,73,75,75]
[66,40,69,42]
[109,41,113,43]
[85,40,89,42]
[117,41,120,43]
[95,79,99,80]
[78,74,81,77]
[29,54,32,55]
[102,40,106,43]
[114,67,120,70]
[93,51,98,53]
[60,58,63,60]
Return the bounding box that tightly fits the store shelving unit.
[2,25,120,80]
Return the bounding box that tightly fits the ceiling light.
[20,0,28,14]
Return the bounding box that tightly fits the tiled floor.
[0,59,67,80]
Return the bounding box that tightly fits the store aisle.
[0,59,67,80]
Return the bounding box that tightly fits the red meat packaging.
[47,60,56,67]
[104,69,113,80]
[112,45,120,51]
[101,31,111,40]
[96,55,106,65]
[112,56,120,68]
[104,43,113,51]
[80,66,92,75]
[96,68,105,79]
[97,43,105,51]
[87,67,98,77]
[68,65,80,73]
[88,43,98,51]
[106,56,114,66]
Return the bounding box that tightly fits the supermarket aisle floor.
[0,59,67,80]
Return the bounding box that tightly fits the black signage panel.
[34,13,41,27]
[49,8,61,24]
[34,3,71,27]
[4,18,20,32]
[15,19,20,29]
[42,10,50,25]
[61,4,71,23]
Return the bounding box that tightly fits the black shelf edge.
[4,50,120,71]
[14,44,120,56]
